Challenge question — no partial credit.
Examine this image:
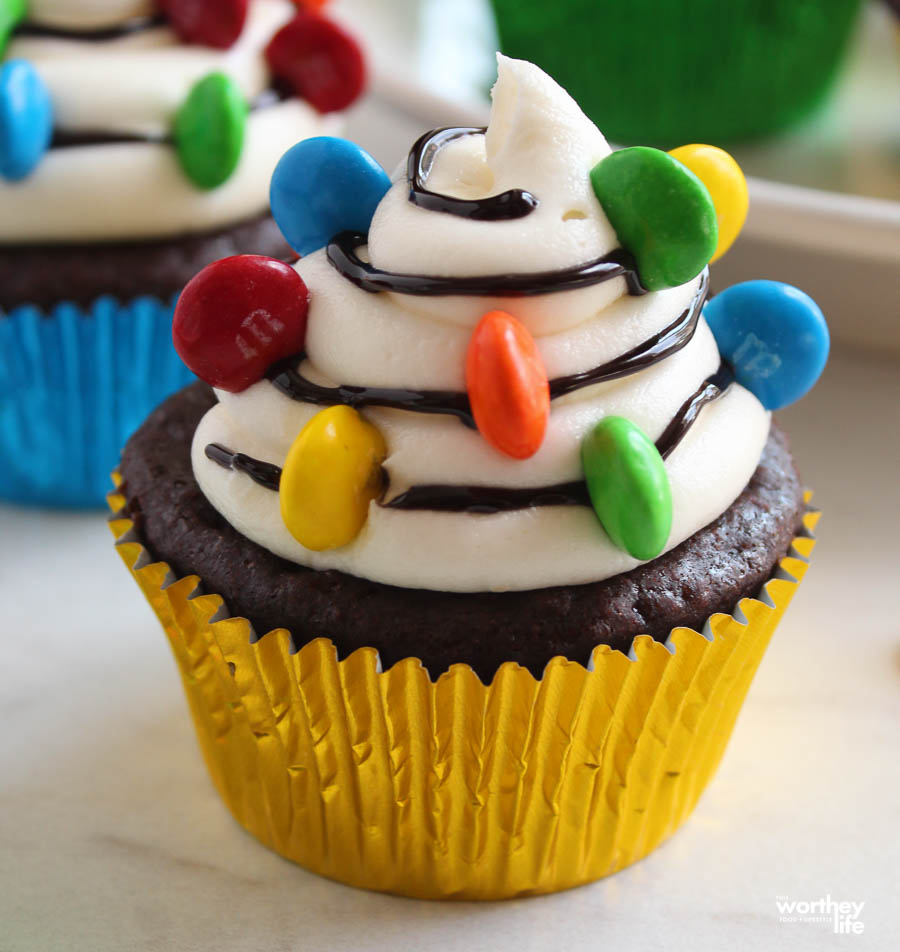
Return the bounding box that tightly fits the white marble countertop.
[2,347,898,951]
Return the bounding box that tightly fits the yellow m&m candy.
[280,405,387,551]
[668,144,748,263]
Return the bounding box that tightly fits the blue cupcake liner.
[0,293,194,508]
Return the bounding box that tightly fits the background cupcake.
[0,0,365,506]
[489,0,865,145]
[112,57,826,898]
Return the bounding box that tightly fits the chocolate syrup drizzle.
[383,480,588,513]
[205,444,282,492]
[51,129,169,148]
[14,15,167,42]
[328,231,647,298]
[207,123,728,518]
[266,270,708,428]
[407,127,539,221]
[655,360,734,458]
[551,271,708,397]
[49,87,291,150]
[330,125,648,296]
[268,360,477,429]
[205,361,734,513]
[381,362,734,513]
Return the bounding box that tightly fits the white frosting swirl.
[1,0,338,242]
[191,57,771,593]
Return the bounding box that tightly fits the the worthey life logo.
[775,894,865,935]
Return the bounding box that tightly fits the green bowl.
[490,0,864,145]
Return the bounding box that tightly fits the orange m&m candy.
[465,310,550,459]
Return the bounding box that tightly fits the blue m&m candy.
[0,60,53,181]
[704,280,828,411]
[270,136,391,256]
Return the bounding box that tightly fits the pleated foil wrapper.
[109,479,819,900]
[0,295,193,507]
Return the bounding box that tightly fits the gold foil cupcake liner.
[109,479,818,899]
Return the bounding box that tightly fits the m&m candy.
[0,60,53,182]
[174,72,247,189]
[173,255,310,393]
[703,281,828,411]
[159,0,248,49]
[466,310,550,459]
[266,10,365,113]
[668,144,748,263]
[280,406,387,550]
[0,0,26,57]
[581,416,672,560]
[270,136,390,255]
[590,147,717,291]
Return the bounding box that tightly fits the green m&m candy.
[590,147,717,291]
[0,0,26,56]
[581,416,672,561]
[174,71,247,189]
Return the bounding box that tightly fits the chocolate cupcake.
[111,57,827,898]
[0,0,364,506]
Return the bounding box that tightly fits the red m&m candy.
[173,255,309,393]
[266,11,365,113]
[160,0,248,50]
[466,311,550,460]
